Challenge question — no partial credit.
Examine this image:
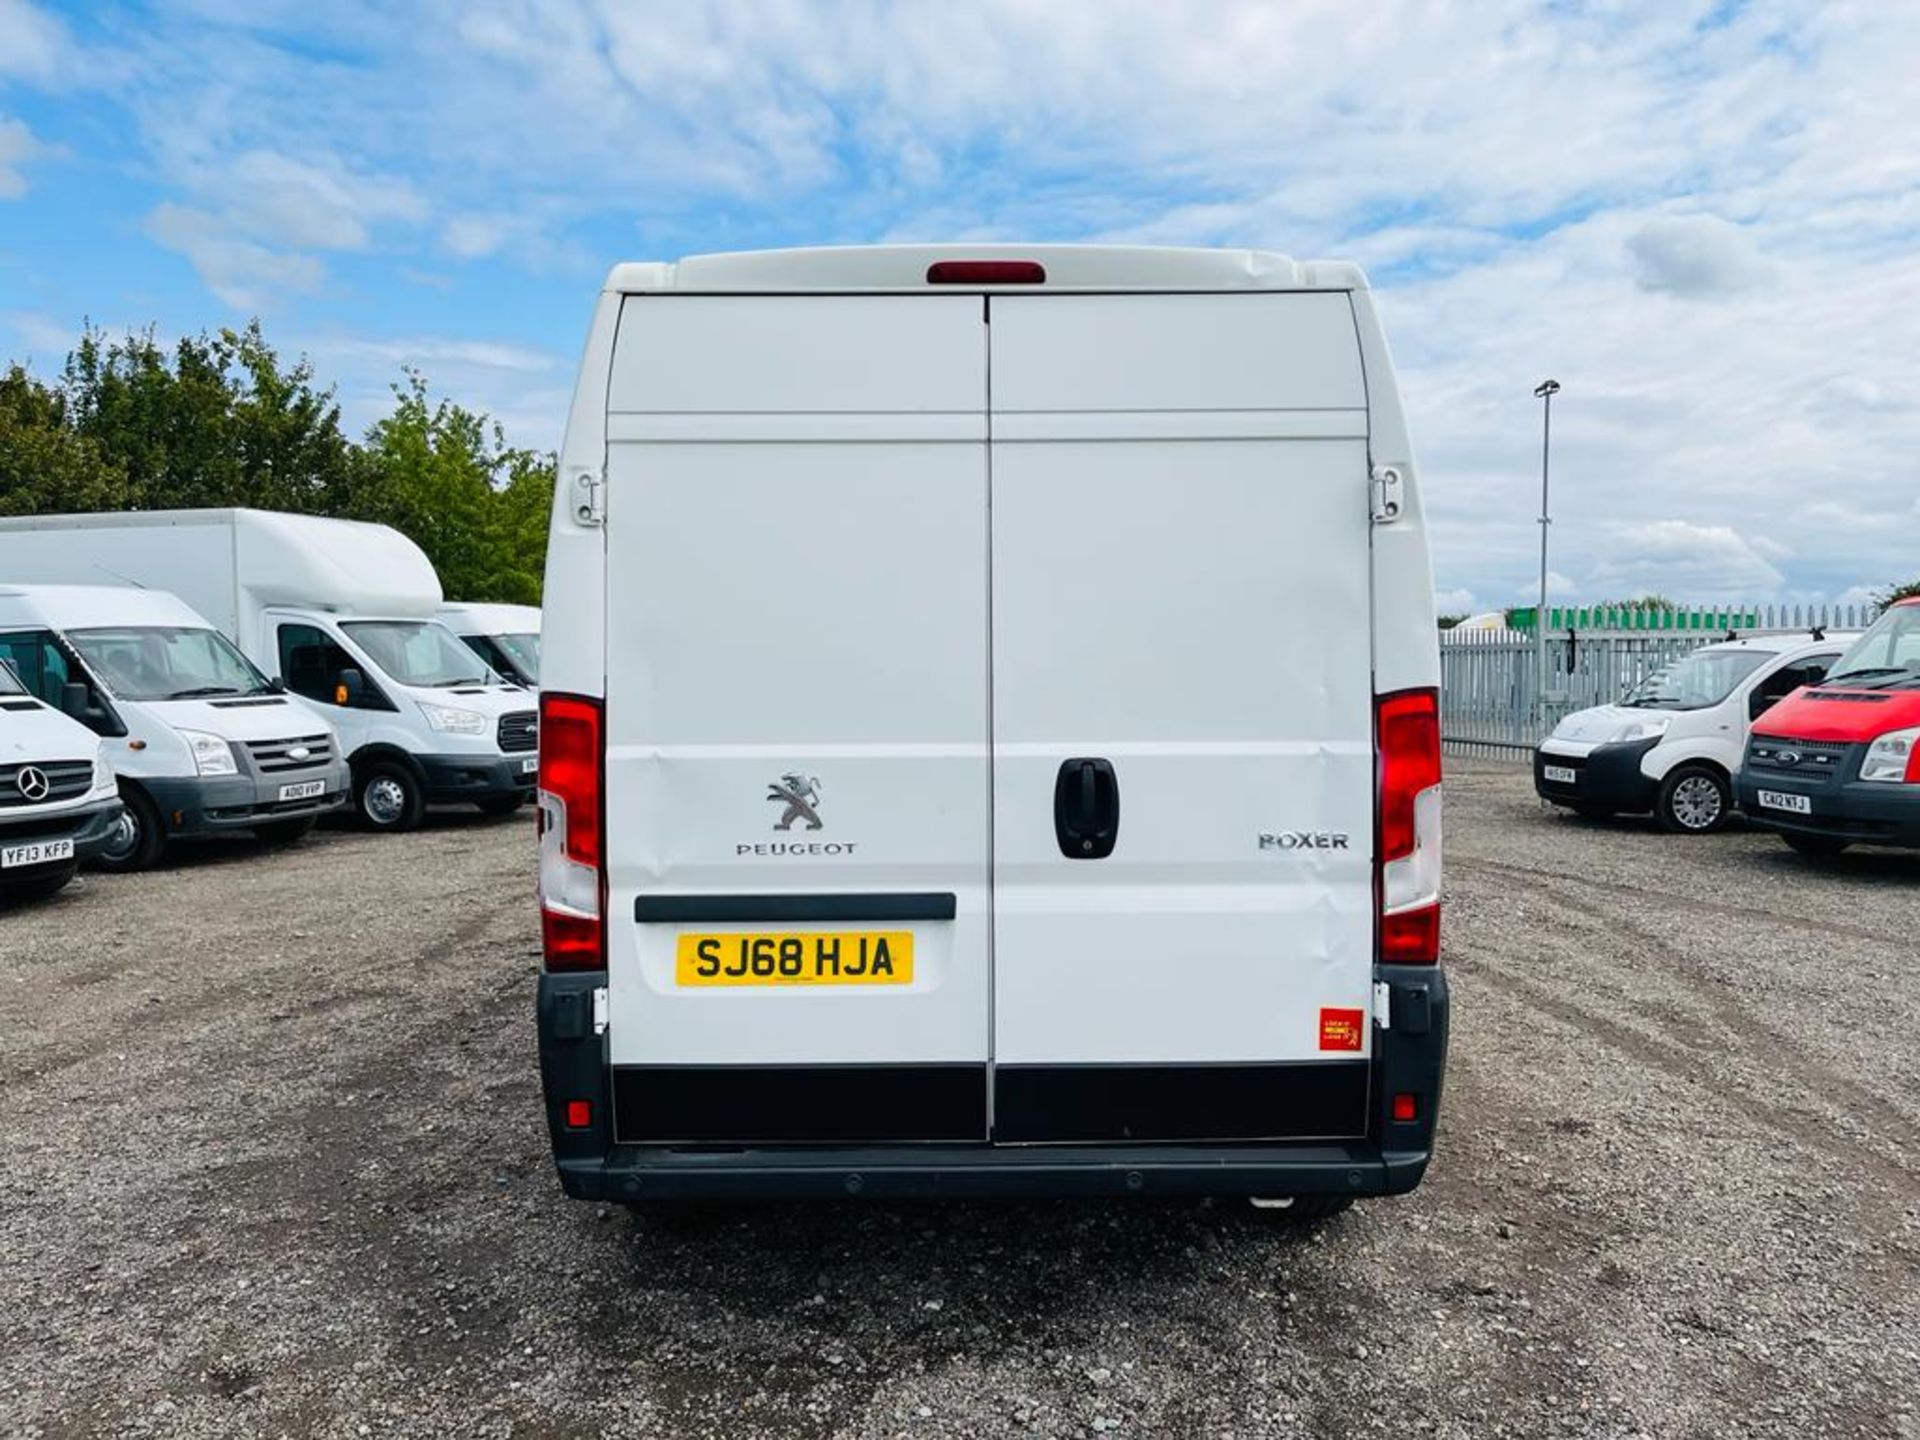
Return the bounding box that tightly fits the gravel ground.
[4,760,1919,1438]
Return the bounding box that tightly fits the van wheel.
[1249,1194,1354,1222]
[476,794,525,817]
[355,761,424,833]
[253,816,317,847]
[1783,831,1850,858]
[2,864,77,903]
[94,789,164,873]
[1657,766,1730,834]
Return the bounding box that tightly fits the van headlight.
[179,728,238,776]
[90,753,116,795]
[1609,715,1671,744]
[1860,727,1920,783]
[419,701,489,736]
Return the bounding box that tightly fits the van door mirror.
[333,667,367,707]
[61,681,91,719]
[61,680,118,735]
[268,675,288,695]
[1748,688,1778,720]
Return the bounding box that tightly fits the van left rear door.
[598,295,993,1145]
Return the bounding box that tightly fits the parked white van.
[0,510,539,832]
[0,653,123,901]
[437,602,541,688]
[1534,631,1854,832]
[0,585,348,869]
[534,245,1448,1212]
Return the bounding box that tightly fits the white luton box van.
[536,246,1448,1209]
[0,510,539,832]
[437,602,542,688]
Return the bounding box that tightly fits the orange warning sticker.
[1319,1007,1365,1052]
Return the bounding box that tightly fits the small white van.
[0,585,348,869]
[0,510,539,832]
[1535,632,1853,832]
[0,654,123,901]
[534,245,1448,1212]
[437,602,542,688]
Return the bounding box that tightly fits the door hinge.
[591,986,609,1035]
[1372,980,1393,1030]
[570,467,605,527]
[1370,465,1404,524]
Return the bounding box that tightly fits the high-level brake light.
[1377,687,1442,964]
[538,692,605,970]
[926,260,1047,285]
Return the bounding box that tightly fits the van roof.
[438,601,541,633]
[603,245,1367,295]
[0,582,213,631]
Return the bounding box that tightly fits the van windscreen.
[342,621,491,687]
[67,626,273,701]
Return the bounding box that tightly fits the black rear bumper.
[536,966,1449,1202]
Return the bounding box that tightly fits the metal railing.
[1439,603,1876,757]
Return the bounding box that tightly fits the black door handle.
[1054,757,1119,859]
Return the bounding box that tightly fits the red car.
[1737,598,1920,855]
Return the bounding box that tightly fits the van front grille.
[1746,735,1849,780]
[0,760,93,807]
[498,711,538,753]
[245,734,335,773]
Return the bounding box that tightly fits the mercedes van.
[1535,632,1853,833]
[0,655,123,902]
[532,245,1448,1211]
[0,585,348,870]
[438,603,542,688]
[0,511,539,832]
[1738,598,1920,856]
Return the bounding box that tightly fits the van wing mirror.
[61,681,91,719]
[333,667,366,707]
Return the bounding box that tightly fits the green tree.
[1876,579,1920,610]
[346,373,552,602]
[0,364,133,516]
[60,321,353,512]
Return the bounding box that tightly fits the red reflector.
[1381,902,1441,964]
[1391,1092,1418,1123]
[1376,687,1441,863]
[565,1099,592,1129]
[926,259,1047,285]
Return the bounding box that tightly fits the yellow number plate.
[675,931,914,987]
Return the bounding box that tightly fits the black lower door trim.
[993,1062,1369,1144]
[613,1064,986,1144]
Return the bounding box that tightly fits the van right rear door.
[985,292,1379,1143]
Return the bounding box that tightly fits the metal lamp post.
[1533,379,1561,732]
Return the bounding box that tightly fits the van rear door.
[985,293,1378,1142]
[599,296,993,1143]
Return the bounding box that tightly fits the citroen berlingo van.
[534,245,1448,1213]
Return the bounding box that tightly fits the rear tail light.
[1377,688,1442,964]
[537,693,604,970]
[926,259,1047,285]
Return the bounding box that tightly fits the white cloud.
[0,0,67,82]
[0,116,49,198]
[1625,215,1773,298]
[1588,521,1785,600]
[216,150,425,251]
[1433,587,1478,616]
[143,202,325,311]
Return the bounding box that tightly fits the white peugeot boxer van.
[535,246,1447,1211]
[0,585,348,869]
[0,510,539,832]
[0,655,123,901]
[437,602,542,688]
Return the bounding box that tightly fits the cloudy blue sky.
[2,0,1916,612]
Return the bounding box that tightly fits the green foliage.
[1593,594,1676,612]
[0,323,552,601]
[1436,614,1467,630]
[1876,579,1920,611]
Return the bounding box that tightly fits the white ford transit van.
[0,655,123,901]
[0,585,348,869]
[0,510,539,832]
[535,246,1448,1210]
[437,602,542,688]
